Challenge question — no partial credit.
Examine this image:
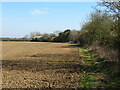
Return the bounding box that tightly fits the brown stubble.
[2,41,81,88]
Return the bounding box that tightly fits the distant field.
[2,41,81,88]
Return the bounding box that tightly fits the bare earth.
[2,41,81,88]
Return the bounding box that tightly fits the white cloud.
[30,9,48,15]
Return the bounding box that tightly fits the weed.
[79,73,97,88]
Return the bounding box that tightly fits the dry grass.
[2,41,81,88]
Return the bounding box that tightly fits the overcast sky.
[2,2,97,38]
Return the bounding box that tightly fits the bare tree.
[53,30,61,36]
[29,32,41,39]
[98,0,120,19]
[23,35,29,39]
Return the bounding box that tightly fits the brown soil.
[2,41,81,88]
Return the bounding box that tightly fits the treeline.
[79,11,119,47]
[0,38,30,41]
[25,30,80,43]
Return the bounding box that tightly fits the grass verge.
[72,44,120,88]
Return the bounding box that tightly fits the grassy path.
[74,44,120,88]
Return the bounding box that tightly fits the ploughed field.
[2,41,81,88]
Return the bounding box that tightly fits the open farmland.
[2,41,81,88]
